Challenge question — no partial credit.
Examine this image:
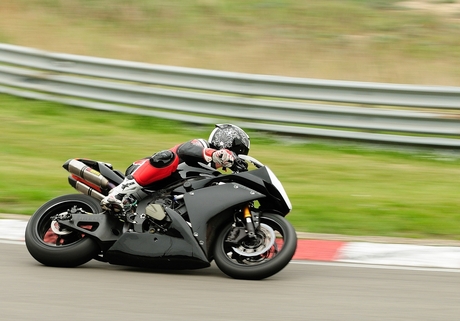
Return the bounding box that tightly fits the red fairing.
[131,148,180,186]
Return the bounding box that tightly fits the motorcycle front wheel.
[25,194,101,267]
[213,213,297,280]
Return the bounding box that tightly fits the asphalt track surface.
[2,242,460,321]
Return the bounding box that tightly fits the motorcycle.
[25,155,297,280]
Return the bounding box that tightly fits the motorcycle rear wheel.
[25,194,101,267]
[213,213,297,280]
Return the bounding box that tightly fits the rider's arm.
[176,139,214,167]
[176,139,234,168]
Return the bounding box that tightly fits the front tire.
[25,194,101,267]
[213,213,297,280]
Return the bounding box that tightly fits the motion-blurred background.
[1,0,460,240]
[2,0,460,84]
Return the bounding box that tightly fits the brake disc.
[50,220,72,235]
[232,223,276,257]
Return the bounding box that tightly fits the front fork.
[243,205,257,238]
[226,203,260,244]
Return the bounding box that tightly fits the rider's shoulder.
[188,138,210,148]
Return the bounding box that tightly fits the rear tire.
[25,194,101,267]
[213,213,297,280]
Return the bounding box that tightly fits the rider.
[101,124,250,214]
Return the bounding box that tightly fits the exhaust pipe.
[68,176,104,201]
[63,159,116,190]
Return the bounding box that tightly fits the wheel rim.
[232,223,276,257]
[222,217,286,266]
[37,201,96,246]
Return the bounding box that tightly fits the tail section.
[63,158,124,200]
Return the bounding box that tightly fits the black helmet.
[208,124,250,155]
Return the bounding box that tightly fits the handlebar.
[230,156,249,172]
[230,154,264,172]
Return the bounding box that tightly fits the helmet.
[208,124,250,155]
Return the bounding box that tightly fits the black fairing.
[182,182,265,254]
[232,168,290,214]
[61,158,289,269]
[106,209,210,269]
[197,167,290,215]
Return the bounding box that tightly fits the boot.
[101,176,144,214]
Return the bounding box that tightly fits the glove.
[212,149,235,168]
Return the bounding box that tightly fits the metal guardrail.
[1,43,460,147]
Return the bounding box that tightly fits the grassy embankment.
[1,0,460,85]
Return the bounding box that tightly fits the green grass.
[2,94,460,240]
[1,0,460,85]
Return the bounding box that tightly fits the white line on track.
[290,260,460,273]
[0,239,25,245]
[3,238,459,274]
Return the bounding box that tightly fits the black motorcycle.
[25,155,297,280]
